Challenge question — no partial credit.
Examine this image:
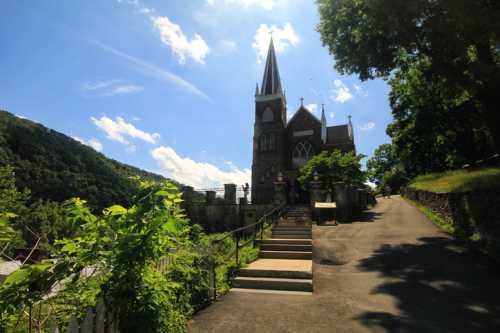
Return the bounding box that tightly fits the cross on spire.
[260,37,282,96]
[300,97,304,106]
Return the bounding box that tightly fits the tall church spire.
[321,104,327,143]
[260,37,283,96]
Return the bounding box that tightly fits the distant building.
[251,38,356,204]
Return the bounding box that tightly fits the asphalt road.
[189,196,500,332]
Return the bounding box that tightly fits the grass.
[404,197,495,260]
[404,198,457,235]
[409,167,500,193]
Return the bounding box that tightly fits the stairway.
[231,206,313,294]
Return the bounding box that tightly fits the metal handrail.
[207,203,286,301]
[213,203,286,243]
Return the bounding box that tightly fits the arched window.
[292,141,314,168]
[260,134,268,152]
[268,133,276,151]
[260,133,276,152]
[262,107,274,122]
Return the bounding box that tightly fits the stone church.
[251,39,356,204]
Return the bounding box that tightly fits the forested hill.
[0,110,172,210]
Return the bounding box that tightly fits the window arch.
[262,107,274,122]
[292,141,314,168]
[260,133,276,152]
[260,134,268,152]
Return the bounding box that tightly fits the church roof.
[287,105,321,126]
[260,38,283,96]
[326,125,351,144]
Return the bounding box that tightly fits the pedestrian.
[385,185,391,198]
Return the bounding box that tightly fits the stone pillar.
[309,180,323,208]
[181,186,194,204]
[333,182,349,222]
[205,191,216,205]
[273,181,287,206]
[224,183,237,204]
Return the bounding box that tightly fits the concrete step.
[273,230,311,235]
[237,268,312,279]
[258,239,312,245]
[271,234,312,239]
[233,276,313,292]
[261,244,312,252]
[274,224,311,229]
[260,250,312,260]
[230,288,312,296]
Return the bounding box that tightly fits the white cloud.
[252,23,300,63]
[81,80,143,96]
[305,103,318,115]
[92,40,212,102]
[353,84,361,92]
[91,116,160,146]
[331,79,353,103]
[73,136,103,152]
[151,146,251,189]
[207,0,275,10]
[329,112,335,119]
[359,122,376,131]
[153,16,209,64]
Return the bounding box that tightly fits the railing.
[206,202,286,300]
[212,202,285,265]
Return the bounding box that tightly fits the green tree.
[298,150,366,190]
[387,58,494,177]
[366,144,397,184]
[367,144,411,193]
[0,166,29,250]
[0,181,204,332]
[317,0,500,150]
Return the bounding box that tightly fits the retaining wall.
[403,187,500,251]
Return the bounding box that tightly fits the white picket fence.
[48,299,119,333]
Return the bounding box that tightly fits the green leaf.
[103,205,127,216]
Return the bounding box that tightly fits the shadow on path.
[356,237,500,332]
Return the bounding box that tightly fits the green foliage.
[298,150,366,189]
[0,181,247,332]
[409,167,500,194]
[366,144,409,192]
[317,0,500,171]
[387,58,495,178]
[0,110,172,211]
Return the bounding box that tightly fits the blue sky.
[0,0,392,189]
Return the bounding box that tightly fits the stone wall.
[310,182,376,223]
[403,187,500,251]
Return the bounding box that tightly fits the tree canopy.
[317,0,500,176]
[298,150,366,189]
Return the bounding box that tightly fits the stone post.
[205,191,216,205]
[181,186,194,204]
[273,181,287,206]
[224,183,237,204]
[333,182,349,222]
[309,180,323,224]
[309,180,323,207]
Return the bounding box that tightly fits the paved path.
[189,196,500,332]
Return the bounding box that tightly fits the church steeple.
[321,104,327,143]
[260,37,283,96]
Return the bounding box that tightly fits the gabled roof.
[260,38,283,96]
[287,105,321,127]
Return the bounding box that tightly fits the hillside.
[0,110,171,210]
[409,167,500,193]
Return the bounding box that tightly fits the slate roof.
[327,125,351,144]
[260,38,282,95]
